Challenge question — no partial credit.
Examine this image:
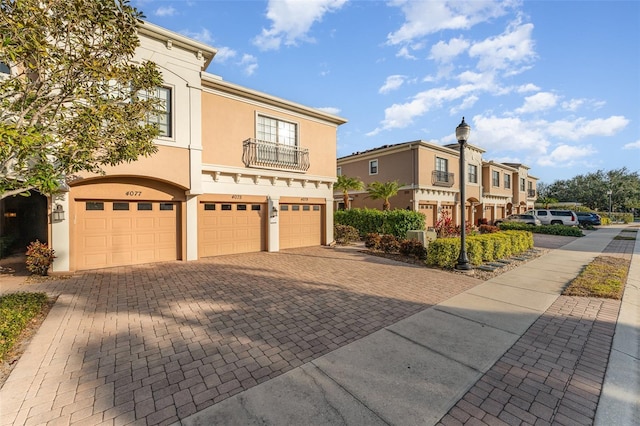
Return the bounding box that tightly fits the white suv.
[526,209,579,226]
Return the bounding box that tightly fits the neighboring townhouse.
[335,140,537,229]
[1,21,346,272]
[503,163,538,213]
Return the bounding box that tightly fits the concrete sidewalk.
[178,225,639,426]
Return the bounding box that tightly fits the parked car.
[494,214,542,226]
[576,212,601,226]
[525,209,579,226]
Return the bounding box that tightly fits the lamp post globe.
[455,117,472,271]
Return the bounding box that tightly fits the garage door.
[198,202,266,257]
[76,200,178,270]
[279,204,322,249]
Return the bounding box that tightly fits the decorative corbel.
[302,180,308,188]
[270,176,278,186]
[213,171,220,182]
[234,173,242,184]
[253,175,261,184]
[166,39,173,50]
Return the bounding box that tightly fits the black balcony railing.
[432,170,455,187]
[242,138,310,172]
[528,189,536,198]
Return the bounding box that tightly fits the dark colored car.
[576,212,601,226]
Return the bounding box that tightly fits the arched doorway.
[0,192,48,255]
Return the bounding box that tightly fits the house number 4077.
[125,191,142,196]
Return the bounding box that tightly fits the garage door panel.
[198,203,265,258]
[280,204,322,250]
[76,201,178,270]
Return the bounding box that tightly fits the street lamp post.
[455,117,472,271]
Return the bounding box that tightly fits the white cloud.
[623,140,640,150]
[253,0,347,51]
[515,92,558,114]
[546,116,629,140]
[450,95,479,114]
[214,47,237,63]
[181,28,214,44]
[562,98,585,112]
[379,75,406,94]
[239,54,258,76]
[468,20,536,73]
[396,46,417,60]
[386,0,515,45]
[517,83,540,93]
[155,6,177,17]
[429,37,470,63]
[537,144,597,167]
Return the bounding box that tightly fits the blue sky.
[135,0,640,185]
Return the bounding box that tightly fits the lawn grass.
[0,292,50,361]
[563,256,630,299]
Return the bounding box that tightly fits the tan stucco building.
[1,21,346,272]
[336,140,537,229]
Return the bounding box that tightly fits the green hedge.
[334,208,425,239]
[427,230,534,269]
[499,222,583,237]
[0,292,49,360]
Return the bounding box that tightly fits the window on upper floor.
[467,164,478,184]
[257,114,297,146]
[520,178,526,191]
[139,86,172,137]
[369,159,378,175]
[337,167,342,176]
[492,170,500,187]
[504,174,511,189]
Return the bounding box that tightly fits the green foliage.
[25,240,55,276]
[601,212,634,224]
[540,167,640,213]
[0,235,15,258]
[499,222,584,237]
[333,224,360,245]
[334,208,425,239]
[1,0,163,198]
[0,292,49,360]
[365,180,400,210]
[335,175,364,209]
[426,230,533,269]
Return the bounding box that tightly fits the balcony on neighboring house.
[242,138,310,172]
[432,170,455,187]
[528,189,536,198]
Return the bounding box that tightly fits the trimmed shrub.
[499,222,583,237]
[399,239,427,259]
[478,225,499,234]
[364,233,381,250]
[380,234,401,253]
[25,240,55,276]
[334,224,360,245]
[335,208,425,238]
[426,230,533,269]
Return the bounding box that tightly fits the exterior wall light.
[270,206,278,218]
[52,204,65,222]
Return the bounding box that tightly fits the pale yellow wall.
[482,164,513,197]
[417,147,458,187]
[201,91,338,177]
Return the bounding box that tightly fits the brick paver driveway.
[1,245,481,426]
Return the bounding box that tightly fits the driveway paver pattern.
[1,245,481,426]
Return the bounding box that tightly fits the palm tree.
[335,175,364,210]
[366,180,400,211]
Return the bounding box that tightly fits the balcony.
[528,189,537,198]
[432,170,454,187]
[242,138,310,172]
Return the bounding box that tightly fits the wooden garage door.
[279,204,322,249]
[76,201,178,270]
[198,202,265,257]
